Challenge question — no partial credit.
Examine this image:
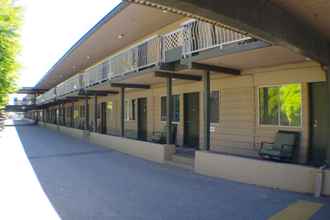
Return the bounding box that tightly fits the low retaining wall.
[195,151,330,196]
[38,123,174,164]
[324,170,330,195]
[59,126,84,139]
[40,122,58,131]
[89,132,174,163]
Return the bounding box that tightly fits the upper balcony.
[56,74,84,98]
[84,35,162,86]
[36,20,251,103]
[162,20,251,62]
[36,88,56,105]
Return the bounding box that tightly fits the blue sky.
[16,0,121,88]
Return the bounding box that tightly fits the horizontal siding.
[46,62,324,163]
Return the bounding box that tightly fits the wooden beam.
[155,71,202,81]
[110,83,150,89]
[15,87,48,94]
[191,62,240,75]
[66,96,90,100]
[79,90,118,96]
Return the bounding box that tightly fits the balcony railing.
[83,61,110,88]
[56,74,84,97]
[36,88,56,105]
[36,21,251,104]
[181,21,251,56]
[110,36,161,79]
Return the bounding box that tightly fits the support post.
[56,105,59,125]
[33,93,36,105]
[85,95,89,131]
[166,75,173,144]
[94,96,98,132]
[71,102,74,128]
[202,70,210,151]
[62,104,65,125]
[326,66,330,163]
[120,87,125,137]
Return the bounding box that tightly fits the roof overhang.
[35,2,183,89]
[128,0,330,66]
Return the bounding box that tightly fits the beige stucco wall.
[46,62,326,163]
[195,150,330,196]
[105,62,324,162]
[89,132,175,163]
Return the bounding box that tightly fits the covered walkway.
[1,120,329,219]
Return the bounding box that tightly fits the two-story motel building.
[25,1,330,195]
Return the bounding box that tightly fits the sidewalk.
[0,121,60,220]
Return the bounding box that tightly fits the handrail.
[56,74,84,97]
[83,61,110,88]
[36,21,251,104]
[110,36,161,79]
[36,88,56,105]
[181,21,251,56]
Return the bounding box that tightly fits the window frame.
[257,83,303,128]
[160,94,180,123]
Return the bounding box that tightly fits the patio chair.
[151,124,177,144]
[259,130,300,162]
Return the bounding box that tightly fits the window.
[160,95,180,122]
[259,84,302,127]
[210,91,220,123]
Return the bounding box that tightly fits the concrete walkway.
[1,120,330,219]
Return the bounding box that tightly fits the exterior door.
[137,98,147,141]
[309,82,329,166]
[101,102,107,134]
[184,92,200,148]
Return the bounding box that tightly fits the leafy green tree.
[0,0,21,108]
[280,84,301,126]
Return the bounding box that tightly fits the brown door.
[138,98,147,141]
[184,92,200,148]
[101,102,107,134]
[309,82,329,166]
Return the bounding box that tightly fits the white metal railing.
[35,21,251,104]
[36,95,44,105]
[56,73,84,97]
[181,20,251,56]
[36,87,56,105]
[162,28,184,61]
[110,36,161,78]
[83,61,110,88]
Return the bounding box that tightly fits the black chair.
[259,130,300,162]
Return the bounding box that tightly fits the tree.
[0,0,21,109]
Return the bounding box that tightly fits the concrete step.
[166,154,194,170]
[165,160,193,170]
